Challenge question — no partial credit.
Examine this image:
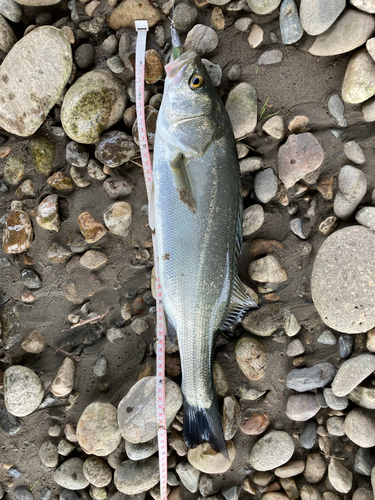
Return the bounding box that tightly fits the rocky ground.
[1,0,375,499]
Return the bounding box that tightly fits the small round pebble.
[326,416,345,437]
[20,269,42,289]
[39,439,59,467]
[286,339,305,357]
[344,140,365,164]
[74,43,95,69]
[249,431,294,471]
[317,330,337,345]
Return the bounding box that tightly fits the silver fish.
[150,45,257,455]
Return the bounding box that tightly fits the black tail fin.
[183,396,229,459]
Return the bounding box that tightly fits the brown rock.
[254,471,275,486]
[21,329,46,353]
[47,172,74,190]
[304,453,327,484]
[235,336,267,381]
[3,208,33,254]
[133,296,146,315]
[187,440,235,473]
[288,116,310,134]
[66,282,86,305]
[317,175,334,200]
[65,423,78,442]
[249,239,284,257]
[261,483,282,494]
[145,50,163,84]
[166,355,181,377]
[36,194,60,232]
[78,211,107,243]
[211,6,225,29]
[21,291,36,303]
[280,478,299,500]
[278,133,324,189]
[240,412,271,435]
[106,0,162,30]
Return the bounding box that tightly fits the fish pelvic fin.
[221,274,258,331]
[183,396,229,460]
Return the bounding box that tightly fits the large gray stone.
[54,458,89,490]
[286,363,336,392]
[4,366,44,417]
[312,227,375,333]
[226,83,257,140]
[332,354,375,396]
[279,0,303,45]
[249,431,294,471]
[300,0,345,35]
[0,26,72,136]
[344,408,375,447]
[309,9,375,56]
[342,49,375,104]
[334,165,367,220]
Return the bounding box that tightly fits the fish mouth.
[165,50,197,80]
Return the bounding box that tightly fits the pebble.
[20,269,42,289]
[286,362,335,392]
[103,201,132,238]
[309,9,375,56]
[106,326,126,343]
[0,0,22,22]
[21,330,46,353]
[240,157,263,174]
[0,13,16,52]
[51,358,75,397]
[4,366,44,417]
[59,490,79,500]
[40,487,51,500]
[0,399,21,436]
[187,440,236,473]
[66,141,89,168]
[247,0,281,14]
[74,43,95,69]
[319,216,338,236]
[47,242,72,264]
[227,64,241,81]
[58,439,76,456]
[235,336,266,381]
[286,339,305,356]
[328,458,352,493]
[283,310,300,337]
[235,17,252,31]
[344,140,365,164]
[290,219,307,239]
[275,460,305,478]
[317,330,336,345]
[118,376,182,443]
[107,56,125,74]
[69,234,89,253]
[54,458,89,490]
[254,168,278,204]
[279,0,303,45]
[248,24,263,48]
[212,361,229,398]
[249,431,294,471]
[286,394,320,421]
[242,304,282,336]
[83,457,112,487]
[249,255,287,283]
[288,115,310,134]
[47,172,73,191]
[176,461,200,493]
[16,180,36,200]
[95,131,138,168]
[114,457,159,494]
[338,334,354,358]
[240,412,271,436]
[226,83,257,140]
[49,424,61,437]
[312,227,375,333]
[132,105,158,149]
[349,385,375,409]
[4,155,26,185]
[303,453,326,484]
[70,166,90,188]
[328,94,347,127]
[61,70,127,144]
[243,205,264,236]
[326,416,345,436]
[278,133,324,189]
[78,212,107,243]
[39,439,59,467]
[93,355,108,377]
[130,318,148,334]
[80,250,107,269]
[342,49,375,104]
[354,447,375,475]
[323,389,348,410]
[103,177,133,199]
[353,489,373,500]
[362,96,375,121]
[14,487,34,500]
[124,437,158,460]
[333,354,375,397]
[300,0,345,35]
[0,27,71,135]
[102,34,117,54]
[262,116,286,139]
[173,2,198,32]
[345,408,375,447]
[199,475,219,496]
[202,59,222,87]
[87,159,107,180]
[222,396,241,440]
[355,206,375,230]
[258,50,283,65]
[2,206,33,254]
[300,420,317,449]
[36,194,60,232]
[184,24,218,55]
[106,0,161,30]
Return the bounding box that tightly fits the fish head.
[159,51,222,156]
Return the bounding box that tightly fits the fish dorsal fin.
[148,177,155,231]
[221,274,258,331]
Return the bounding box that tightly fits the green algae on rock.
[4,155,26,185]
[61,70,127,144]
[29,132,56,176]
[0,26,72,136]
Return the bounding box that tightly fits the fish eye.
[189,74,204,90]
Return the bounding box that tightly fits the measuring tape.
[135,20,168,500]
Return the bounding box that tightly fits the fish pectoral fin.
[148,177,155,231]
[170,153,196,213]
[221,274,258,331]
[164,310,178,344]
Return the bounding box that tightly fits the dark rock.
[300,420,317,449]
[14,487,33,500]
[0,400,22,436]
[74,43,95,69]
[354,447,375,476]
[338,334,354,358]
[20,268,42,289]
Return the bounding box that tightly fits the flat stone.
[351,0,375,12]
[118,376,182,443]
[328,458,352,493]
[254,168,278,203]
[176,461,200,493]
[36,194,60,232]
[187,440,236,473]
[103,202,132,237]
[240,411,271,435]
[78,212,107,243]
[356,207,375,230]
[249,239,284,257]
[317,330,337,345]
[258,49,283,65]
[4,366,44,417]
[332,354,375,397]
[344,140,365,164]
[279,0,303,45]
[249,431,294,471]
[0,27,72,136]
[335,165,367,219]
[349,385,375,409]
[249,255,287,282]
[184,24,218,55]
[77,402,121,456]
[345,408,375,447]
[114,458,159,495]
[242,304,282,336]
[47,242,72,264]
[61,70,127,144]
[328,94,347,127]
[300,486,321,500]
[246,0,281,14]
[326,416,345,436]
[312,227,375,333]
[275,460,305,478]
[286,362,336,392]
[243,204,264,236]
[106,0,161,30]
[124,437,158,460]
[262,116,286,139]
[80,250,107,269]
[241,157,263,174]
[222,396,241,440]
[323,389,348,410]
[54,458,89,490]
[39,440,59,468]
[342,49,375,104]
[300,420,317,449]
[235,336,267,381]
[278,133,324,189]
[300,0,345,35]
[309,9,375,56]
[286,394,320,421]
[226,83,257,140]
[95,131,138,168]
[103,177,133,199]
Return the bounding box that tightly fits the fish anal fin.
[222,274,258,331]
[170,153,196,213]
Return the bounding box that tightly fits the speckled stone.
[286,363,336,392]
[124,437,158,460]
[54,458,89,490]
[184,24,218,55]
[332,354,375,397]
[286,394,320,421]
[187,440,236,473]
[349,385,375,409]
[312,227,375,333]
[4,365,44,417]
[235,336,267,381]
[114,458,159,495]
[249,431,294,471]
[3,208,33,253]
[300,0,345,35]
[345,408,375,447]
[279,0,303,45]
[36,194,60,232]
[83,457,112,487]
[342,49,375,104]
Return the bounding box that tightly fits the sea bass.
[151,49,257,455]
